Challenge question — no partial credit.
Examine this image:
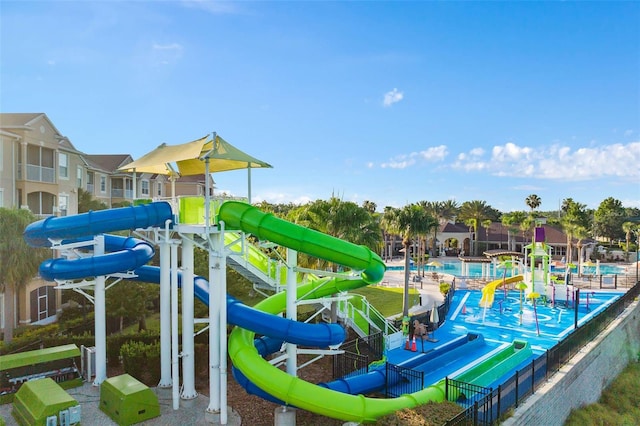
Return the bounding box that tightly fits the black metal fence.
[385,363,424,397]
[333,331,384,379]
[445,280,640,425]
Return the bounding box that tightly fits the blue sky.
[2,1,639,213]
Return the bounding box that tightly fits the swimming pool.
[386,262,626,277]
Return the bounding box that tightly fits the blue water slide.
[318,333,484,396]
[133,265,345,347]
[23,202,345,348]
[24,203,174,247]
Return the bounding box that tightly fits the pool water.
[386,262,626,277]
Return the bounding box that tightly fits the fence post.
[515,369,520,407]
[496,384,501,423]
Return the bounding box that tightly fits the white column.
[279,248,298,423]
[285,248,298,375]
[171,240,180,410]
[181,234,198,399]
[218,224,228,424]
[93,235,107,385]
[158,235,172,388]
[207,225,222,416]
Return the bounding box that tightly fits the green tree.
[502,211,526,251]
[593,197,626,242]
[362,200,377,214]
[77,188,108,213]
[106,281,158,332]
[0,208,49,343]
[459,200,497,256]
[525,194,542,212]
[482,219,493,253]
[288,197,381,322]
[561,198,591,264]
[622,221,639,262]
[382,204,437,317]
[380,206,398,262]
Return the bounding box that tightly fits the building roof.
[85,154,133,173]
[0,112,44,127]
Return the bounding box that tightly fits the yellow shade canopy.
[118,134,272,176]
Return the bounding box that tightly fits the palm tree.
[561,198,590,265]
[482,219,493,253]
[383,204,437,317]
[501,211,526,251]
[459,200,495,256]
[622,221,639,262]
[288,197,381,270]
[362,200,377,214]
[525,194,542,213]
[288,197,381,322]
[573,225,590,276]
[0,208,49,343]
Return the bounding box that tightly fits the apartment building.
[0,112,211,333]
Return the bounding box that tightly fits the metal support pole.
[171,240,180,410]
[93,235,107,386]
[158,226,172,388]
[181,234,198,399]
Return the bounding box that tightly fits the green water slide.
[220,202,533,422]
[221,201,454,423]
[452,340,532,390]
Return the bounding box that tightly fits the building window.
[58,152,68,179]
[26,145,55,182]
[156,182,163,197]
[100,175,107,193]
[58,194,69,217]
[26,191,55,216]
[77,166,83,188]
[87,171,95,193]
[141,180,149,196]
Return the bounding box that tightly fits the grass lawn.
[350,286,421,318]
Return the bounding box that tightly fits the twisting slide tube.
[220,202,451,423]
[24,202,347,348]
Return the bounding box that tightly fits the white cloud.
[380,145,448,169]
[150,42,183,65]
[152,43,182,51]
[383,88,403,107]
[452,141,640,181]
[256,191,312,205]
[180,0,241,14]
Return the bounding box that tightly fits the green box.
[100,374,160,426]
[12,378,79,426]
[179,196,217,224]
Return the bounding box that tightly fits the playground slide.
[24,203,347,348]
[479,275,524,308]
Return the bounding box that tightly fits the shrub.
[120,340,161,386]
[439,282,451,296]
